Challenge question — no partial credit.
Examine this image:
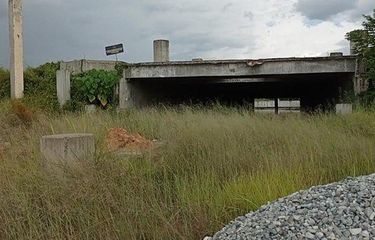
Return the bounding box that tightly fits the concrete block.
[40,134,95,163]
[85,105,97,113]
[56,70,71,106]
[336,104,353,114]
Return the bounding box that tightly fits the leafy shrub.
[0,63,60,112]
[71,69,120,107]
[0,68,10,99]
[359,89,375,107]
[23,62,60,112]
[61,100,85,112]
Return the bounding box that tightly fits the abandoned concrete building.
[56,40,368,112]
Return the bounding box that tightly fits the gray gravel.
[212,174,375,240]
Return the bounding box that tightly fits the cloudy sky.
[0,0,373,67]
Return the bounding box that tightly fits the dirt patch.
[11,101,34,126]
[105,128,155,153]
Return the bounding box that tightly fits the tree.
[346,10,375,88]
[346,10,375,105]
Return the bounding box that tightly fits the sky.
[0,0,373,67]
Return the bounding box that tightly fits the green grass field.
[0,102,374,239]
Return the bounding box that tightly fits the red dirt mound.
[105,128,154,152]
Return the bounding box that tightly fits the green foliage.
[61,100,85,112]
[359,90,375,107]
[0,68,10,99]
[23,62,60,112]
[346,10,375,84]
[346,10,375,106]
[115,62,128,77]
[0,63,60,112]
[72,69,120,107]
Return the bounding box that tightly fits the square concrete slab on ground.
[40,134,95,163]
[336,104,353,114]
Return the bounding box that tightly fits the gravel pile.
[212,174,375,240]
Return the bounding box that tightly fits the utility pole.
[9,0,24,99]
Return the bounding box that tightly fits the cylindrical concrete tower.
[153,40,169,62]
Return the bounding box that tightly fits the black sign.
[105,44,124,56]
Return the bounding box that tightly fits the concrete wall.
[60,60,118,74]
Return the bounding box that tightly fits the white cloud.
[0,0,369,67]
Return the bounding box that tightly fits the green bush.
[23,62,60,112]
[359,89,375,107]
[0,68,10,99]
[0,63,60,112]
[71,69,120,108]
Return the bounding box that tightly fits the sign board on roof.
[105,44,124,56]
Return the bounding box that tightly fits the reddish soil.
[105,128,154,152]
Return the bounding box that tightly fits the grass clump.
[0,105,374,239]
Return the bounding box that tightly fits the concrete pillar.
[119,77,134,109]
[40,134,95,163]
[119,68,132,109]
[153,40,169,62]
[9,0,24,99]
[56,70,71,106]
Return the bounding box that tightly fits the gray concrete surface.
[336,104,353,114]
[9,0,24,99]
[153,40,169,62]
[40,134,95,164]
[129,56,357,79]
[60,59,117,75]
[56,70,71,106]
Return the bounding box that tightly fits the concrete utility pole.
[9,0,24,99]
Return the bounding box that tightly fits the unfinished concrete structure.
[57,40,367,111]
[9,0,24,99]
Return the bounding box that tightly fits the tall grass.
[0,103,374,239]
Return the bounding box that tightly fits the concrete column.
[153,40,169,62]
[119,77,133,109]
[9,0,24,99]
[56,70,71,106]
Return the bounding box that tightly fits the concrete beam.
[129,57,357,79]
[9,0,24,99]
[60,60,118,75]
